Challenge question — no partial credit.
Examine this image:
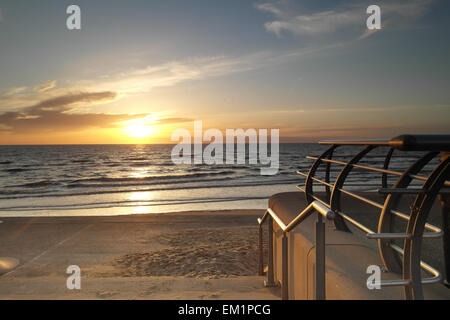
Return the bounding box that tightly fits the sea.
[0,144,438,217]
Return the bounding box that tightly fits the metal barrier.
[258,134,450,300]
[258,201,334,300]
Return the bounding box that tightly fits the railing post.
[440,152,450,287]
[315,214,326,300]
[440,195,450,287]
[264,216,276,287]
[281,232,289,300]
[258,224,264,276]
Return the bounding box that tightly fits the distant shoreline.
[0,142,315,146]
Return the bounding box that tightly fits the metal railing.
[258,134,450,300]
[258,201,334,300]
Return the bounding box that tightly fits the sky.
[0,0,449,144]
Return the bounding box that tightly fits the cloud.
[0,8,3,23]
[1,35,346,114]
[9,48,326,103]
[155,117,193,125]
[27,91,117,113]
[86,44,347,98]
[1,53,284,112]
[88,54,275,95]
[273,104,450,114]
[281,120,450,141]
[358,28,379,40]
[0,87,117,112]
[256,0,434,38]
[0,91,118,133]
[0,90,194,133]
[2,87,27,97]
[0,54,269,114]
[34,80,56,92]
[0,39,343,130]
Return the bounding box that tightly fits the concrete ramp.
[267,192,450,300]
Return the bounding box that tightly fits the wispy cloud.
[34,80,56,92]
[256,0,434,38]
[271,104,450,114]
[0,48,322,134]
[2,87,27,97]
[0,55,248,115]
[0,37,350,132]
[86,43,348,98]
[1,44,336,112]
[89,53,278,95]
[0,53,275,112]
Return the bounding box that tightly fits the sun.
[125,123,156,138]
[120,115,159,140]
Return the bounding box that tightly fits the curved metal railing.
[258,134,450,300]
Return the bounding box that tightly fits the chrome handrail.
[295,185,442,286]
[296,172,443,236]
[305,156,450,187]
[259,134,450,300]
[258,200,334,300]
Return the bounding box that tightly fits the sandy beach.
[1,193,448,300]
[0,210,280,300]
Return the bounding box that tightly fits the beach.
[1,192,448,300]
[0,209,280,300]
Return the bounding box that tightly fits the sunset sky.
[0,0,449,144]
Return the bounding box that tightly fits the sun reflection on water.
[128,191,153,201]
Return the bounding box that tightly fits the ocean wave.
[105,163,122,167]
[0,179,299,200]
[68,171,235,184]
[18,180,58,188]
[129,162,153,167]
[0,196,270,211]
[66,176,235,188]
[3,168,30,173]
[124,157,147,161]
[0,144,411,215]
